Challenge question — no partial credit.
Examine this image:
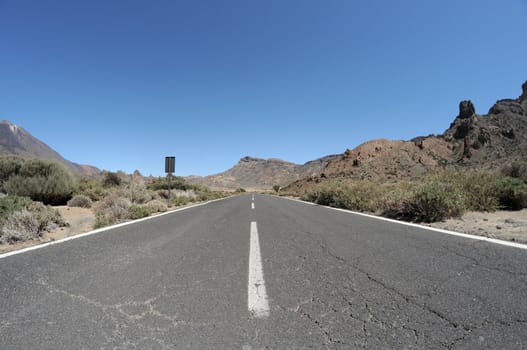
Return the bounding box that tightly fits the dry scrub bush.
[93,195,131,228]
[27,201,65,232]
[501,160,527,183]
[67,195,93,208]
[0,198,65,243]
[0,209,39,244]
[128,183,153,204]
[128,205,150,220]
[303,181,386,212]
[146,200,168,213]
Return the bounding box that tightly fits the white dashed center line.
[248,221,270,318]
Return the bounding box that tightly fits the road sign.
[165,156,175,207]
[165,156,175,174]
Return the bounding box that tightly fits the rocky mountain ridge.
[0,120,100,176]
[187,154,340,190]
[284,80,527,193]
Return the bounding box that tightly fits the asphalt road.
[1,194,527,349]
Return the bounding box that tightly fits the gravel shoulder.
[427,209,527,244]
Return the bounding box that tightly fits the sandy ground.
[427,209,527,244]
[1,204,526,255]
[0,206,95,254]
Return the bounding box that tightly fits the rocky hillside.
[284,80,527,193]
[0,120,100,176]
[187,154,340,190]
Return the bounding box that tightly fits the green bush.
[172,196,189,206]
[0,195,33,222]
[3,159,75,205]
[67,194,93,208]
[74,177,105,201]
[302,181,386,212]
[102,171,122,187]
[128,205,150,220]
[147,176,194,191]
[490,176,527,210]
[424,169,499,212]
[381,182,465,223]
[0,156,24,186]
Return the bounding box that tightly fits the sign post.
[165,156,175,206]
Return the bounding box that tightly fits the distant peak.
[0,119,21,134]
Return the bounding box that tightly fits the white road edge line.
[281,196,527,251]
[248,221,270,318]
[0,197,230,260]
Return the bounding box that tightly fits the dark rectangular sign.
[165,156,175,173]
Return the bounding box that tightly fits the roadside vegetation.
[0,156,227,244]
[299,161,527,223]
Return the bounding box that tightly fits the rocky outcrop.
[458,100,476,119]
[283,80,527,194]
[519,80,527,103]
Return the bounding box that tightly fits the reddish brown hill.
[284,80,527,194]
[187,155,340,191]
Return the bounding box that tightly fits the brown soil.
[427,209,527,244]
[0,206,95,254]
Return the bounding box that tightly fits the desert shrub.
[501,160,527,183]
[74,177,105,201]
[93,195,131,228]
[381,182,465,223]
[147,176,193,191]
[424,169,499,212]
[0,195,33,221]
[172,196,189,206]
[27,201,66,232]
[490,176,527,210]
[0,196,66,242]
[3,159,75,205]
[93,212,114,229]
[146,200,168,213]
[0,209,39,244]
[102,171,122,187]
[128,205,150,220]
[128,183,153,204]
[0,156,25,186]
[67,194,93,208]
[302,181,386,212]
[235,188,246,193]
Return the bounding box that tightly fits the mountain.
[187,155,340,190]
[284,80,527,194]
[0,120,100,176]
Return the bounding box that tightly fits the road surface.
[1,194,526,349]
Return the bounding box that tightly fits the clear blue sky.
[1,0,526,176]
